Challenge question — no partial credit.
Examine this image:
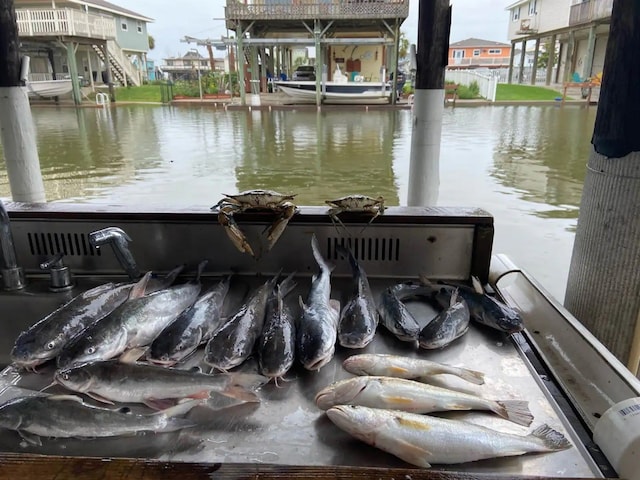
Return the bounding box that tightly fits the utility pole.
[0,0,46,203]
[564,0,640,373]
[407,0,452,206]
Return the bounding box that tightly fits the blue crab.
[211,190,298,259]
[325,195,385,232]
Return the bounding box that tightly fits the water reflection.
[491,106,596,220]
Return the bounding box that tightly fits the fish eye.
[46,342,55,350]
[86,346,96,355]
[62,373,69,381]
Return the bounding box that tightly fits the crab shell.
[222,190,297,209]
[325,195,385,212]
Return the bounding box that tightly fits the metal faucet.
[0,200,26,291]
[89,227,141,280]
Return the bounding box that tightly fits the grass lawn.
[110,84,162,102]
[496,84,563,101]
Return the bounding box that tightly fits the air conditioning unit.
[520,19,531,31]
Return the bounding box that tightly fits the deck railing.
[27,73,71,82]
[225,0,409,20]
[16,8,116,40]
[450,57,511,67]
[569,0,613,26]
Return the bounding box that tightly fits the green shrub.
[469,80,480,96]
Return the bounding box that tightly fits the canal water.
[0,104,597,301]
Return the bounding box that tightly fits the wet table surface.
[0,276,602,478]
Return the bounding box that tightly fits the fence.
[444,69,498,102]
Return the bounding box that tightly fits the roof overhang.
[505,0,529,10]
[70,0,154,22]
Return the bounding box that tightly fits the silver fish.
[204,274,280,371]
[336,245,378,349]
[326,405,570,468]
[54,360,267,409]
[421,275,524,334]
[148,275,232,366]
[342,354,485,385]
[296,234,340,371]
[0,394,198,446]
[57,265,204,368]
[11,265,183,370]
[316,376,533,426]
[257,274,297,383]
[418,289,470,349]
[378,282,433,343]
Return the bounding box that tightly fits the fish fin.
[158,264,185,288]
[298,295,307,311]
[18,430,42,447]
[329,299,341,315]
[144,398,177,411]
[220,373,269,403]
[48,394,84,403]
[453,368,486,385]
[450,288,459,307]
[119,347,148,364]
[129,271,152,299]
[471,276,485,294]
[393,439,433,468]
[154,398,203,418]
[389,366,411,376]
[86,392,115,405]
[529,424,571,451]
[380,394,416,407]
[311,234,335,272]
[418,273,434,287]
[194,260,208,282]
[495,400,534,427]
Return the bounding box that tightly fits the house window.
[137,21,143,34]
[166,60,173,66]
[488,49,502,55]
[121,20,128,31]
[528,0,537,15]
[512,7,520,21]
[473,49,481,56]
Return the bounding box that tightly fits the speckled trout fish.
[316,376,533,426]
[326,405,571,468]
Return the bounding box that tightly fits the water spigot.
[40,253,74,292]
[89,227,141,280]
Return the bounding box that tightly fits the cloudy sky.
[124,0,511,61]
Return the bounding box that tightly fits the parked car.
[292,65,316,81]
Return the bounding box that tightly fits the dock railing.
[225,0,409,20]
[16,8,116,40]
[445,69,499,102]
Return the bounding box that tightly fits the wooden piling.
[564,0,640,372]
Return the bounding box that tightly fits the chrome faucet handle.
[0,200,26,291]
[89,227,141,280]
[40,253,74,292]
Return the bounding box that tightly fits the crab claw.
[218,210,256,258]
[265,202,297,252]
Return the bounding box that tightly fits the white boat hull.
[27,80,73,98]
[275,81,392,105]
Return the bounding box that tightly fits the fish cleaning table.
[0,204,626,478]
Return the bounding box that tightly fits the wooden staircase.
[92,41,141,87]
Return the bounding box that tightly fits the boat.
[274,80,393,104]
[26,79,73,99]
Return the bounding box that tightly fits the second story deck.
[569,0,613,26]
[16,7,116,41]
[225,0,409,29]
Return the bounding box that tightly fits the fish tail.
[194,259,209,282]
[161,264,186,287]
[529,424,572,451]
[278,272,298,298]
[471,275,485,294]
[453,367,486,385]
[494,400,534,426]
[311,234,334,272]
[335,244,358,271]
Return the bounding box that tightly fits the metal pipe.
[89,227,140,280]
[0,199,26,290]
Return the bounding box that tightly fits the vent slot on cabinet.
[327,237,400,262]
[27,232,101,257]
